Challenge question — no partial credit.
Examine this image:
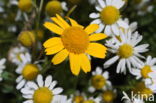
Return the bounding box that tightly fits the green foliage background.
[0,0,156,102]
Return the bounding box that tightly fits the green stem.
[66,5,77,17]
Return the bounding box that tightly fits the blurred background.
[0,0,156,102]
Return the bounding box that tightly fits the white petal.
[23,100,33,103]
[37,75,44,87]
[16,79,26,90]
[89,13,100,19]
[26,82,38,90]
[45,75,52,87]
[117,20,129,28]
[104,25,112,35]
[104,56,119,68]
[49,81,57,90]
[53,88,63,95]
[98,0,105,7]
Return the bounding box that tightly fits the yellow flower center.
[18,31,36,47]
[100,6,120,25]
[61,27,89,54]
[22,64,39,80]
[18,0,32,12]
[102,90,115,102]
[73,96,84,103]
[33,87,53,103]
[91,75,106,90]
[133,82,153,99]
[83,100,95,103]
[46,0,62,16]
[118,44,133,58]
[141,65,152,78]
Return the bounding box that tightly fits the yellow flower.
[43,15,107,75]
[18,31,36,47]
[18,0,33,12]
[46,0,63,16]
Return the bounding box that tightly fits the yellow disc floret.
[22,64,39,80]
[141,65,152,78]
[83,100,95,103]
[18,31,36,47]
[73,96,84,103]
[100,6,120,25]
[61,27,89,54]
[102,90,115,103]
[33,87,53,103]
[118,44,133,58]
[18,0,33,12]
[46,0,62,16]
[91,75,106,90]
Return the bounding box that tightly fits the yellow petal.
[43,37,62,48]
[44,22,63,35]
[56,14,70,28]
[69,53,81,76]
[89,33,108,41]
[86,43,107,59]
[51,17,66,29]
[68,17,84,28]
[45,43,64,55]
[80,54,91,73]
[52,49,69,65]
[84,24,99,34]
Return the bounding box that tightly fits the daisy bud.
[45,0,63,16]
[18,31,36,47]
[18,0,33,12]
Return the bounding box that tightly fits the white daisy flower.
[89,0,128,36]
[16,53,42,90]
[104,30,149,74]
[70,91,86,103]
[88,67,111,93]
[131,56,156,80]
[21,74,63,103]
[100,84,117,103]
[0,58,6,81]
[122,91,144,103]
[53,95,72,103]
[8,45,28,65]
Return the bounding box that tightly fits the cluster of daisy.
[0,0,156,103]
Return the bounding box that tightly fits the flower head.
[43,14,107,75]
[21,74,63,103]
[104,30,149,74]
[89,0,128,36]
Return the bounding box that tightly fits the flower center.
[22,64,39,80]
[33,87,53,103]
[91,75,106,89]
[102,90,115,102]
[16,53,22,61]
[118,44,133,58]
[141,65,152,78]
[100,6,120,25]
[18,0,32,12]
[46,0,62,16]
[73,96,84,103]
[83,100,95,103]
[61,27,89,54]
